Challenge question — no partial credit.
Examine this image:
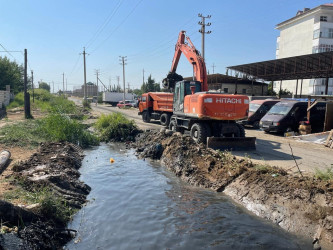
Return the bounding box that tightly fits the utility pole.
[62,72,65,96]
[95,69,99,105]
[81,47,87,100]
[198,13,212,62]
[109,77,111,91]
[119,56,127,101]
[52,81,54,94]
[127,82,130,93]
[212,63,215,74]
[24,49,31,119]
[117,76,120,91]
[31,70,34,103]
[66,79,68,93]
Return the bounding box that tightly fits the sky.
[0,0,325,92]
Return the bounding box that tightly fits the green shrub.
[315,167,333,181]
[82,99,91,109]
[40,113,99,147]
[39,189,76,225]
[7,92,25,109]
[95,113,139,141]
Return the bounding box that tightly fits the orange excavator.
[162,31,255,149]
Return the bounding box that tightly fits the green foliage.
[315,167,333,181]
[8,89,79,115]
[279,88,292,96]
[141,75,161,93]
[82,99,91,109]
[267,82,277,96]
[0,114,99,148]
[0,56,29,94]
[39,189,76,224]
[38,82,50,92]
[7,92,25,109]
[4,186,76,225]
[95,113,139,141]
[133,89,143,96]
[0,120,45,148]
[39,113,99,147]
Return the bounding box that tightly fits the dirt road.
[76,98,332,174]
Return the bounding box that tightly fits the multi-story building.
[275,3,333,95]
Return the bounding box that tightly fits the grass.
[0,120,46,148]
[0,114,99,148]
[8,89,80,115]
[315,167,333,181]
[39,113,99,147]
[94,113,139,142]
[3,185,76,225]
[3,89,99,148]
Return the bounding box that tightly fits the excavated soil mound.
[135,130,333,248]
[0,142,89,249]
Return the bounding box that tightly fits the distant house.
[184,74,268,96]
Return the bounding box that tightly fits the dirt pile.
[135,130,333,248]
[0,142,89,249]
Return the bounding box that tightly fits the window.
[142,96,146,102]
[223,88,228,93]
[242,89,247,94]
[312,44,333,53]
[320,16,327,22]
[313,29,321,39]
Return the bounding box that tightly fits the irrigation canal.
[65,144,312,249]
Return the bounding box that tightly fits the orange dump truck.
[138,92,173,126]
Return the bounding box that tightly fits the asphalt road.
[72,98,332,174]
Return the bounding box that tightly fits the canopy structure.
[227,51,333,82]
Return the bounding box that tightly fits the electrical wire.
[0,43,15,59]
[69,54,82,76]
[90,0,144,54]
[85,0,125,49]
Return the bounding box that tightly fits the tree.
[0,56,26,94]
[141,75,161,93]
[133,89,143,96]
[39,82,50,92]
[267,81,277,96]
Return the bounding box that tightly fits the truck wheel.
[169,119,178,132]
[190,123,208,144]
[236,123,246,137]
[160,113,171,127]
[142,111,151,123]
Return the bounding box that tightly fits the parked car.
[260,100,326,134]
[240,99,280,128]
[117,100,136,108]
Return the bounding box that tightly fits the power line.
[91,0,144,54]
[0,43,15,59]
[85,0,125,49]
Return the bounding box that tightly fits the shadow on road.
[232,138,300,161]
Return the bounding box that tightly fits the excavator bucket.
[206,137,256,151]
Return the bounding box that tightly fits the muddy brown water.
[65,144,312,250]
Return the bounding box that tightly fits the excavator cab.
[173,81,201,113]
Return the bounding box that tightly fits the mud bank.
[135,130,333,249]
[0,142,89,249]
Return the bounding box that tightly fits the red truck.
[138,92,173,126]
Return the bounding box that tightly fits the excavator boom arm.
[163,31,208,91]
